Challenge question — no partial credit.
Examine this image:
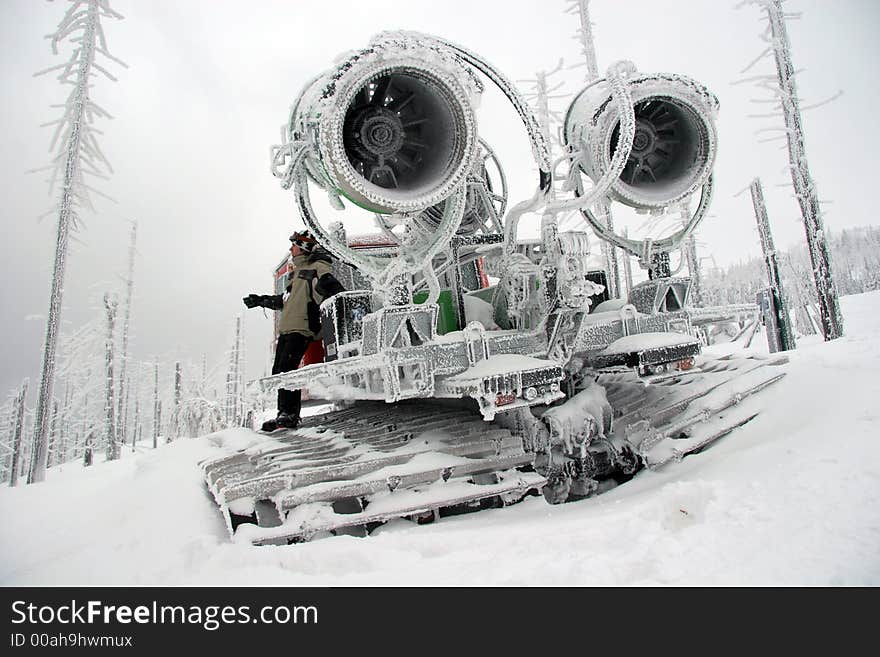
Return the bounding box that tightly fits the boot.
[261,413,299,432]
[276,412,300,429]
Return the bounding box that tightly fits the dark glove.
[243,294,284,310]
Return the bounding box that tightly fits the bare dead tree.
[28,0,126,483]
[738,0,843,340]
[225,317,244,426]
[103,293,119,461]
[8,381,29,487]
[750,178,796,351]
[48,400,60,467]
[116,220,137,447]
[152,357,160,448]
[566,0,621,298]
[131,397,139,452]
[167,362,181,442]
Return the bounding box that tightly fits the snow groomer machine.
[203,31,787,545]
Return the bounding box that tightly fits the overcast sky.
[1,0,878,401]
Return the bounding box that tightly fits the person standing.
[243,230,345,431]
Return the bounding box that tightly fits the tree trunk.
[104,293,119,461]
[152,358,160,448]
[750,178,796,352]
[765,0,843,340]
[117,221,137,448]
[8,381,28,487]
[29,1,101,485]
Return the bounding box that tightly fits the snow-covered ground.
[2,292,879,586]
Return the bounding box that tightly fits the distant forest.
[700,225,880,306]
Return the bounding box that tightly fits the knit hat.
[289,229,317,253]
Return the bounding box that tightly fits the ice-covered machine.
[202,31,787,545]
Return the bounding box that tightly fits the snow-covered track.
[601,353,788,468]
[201,400,544,544]
[202,354,788,545]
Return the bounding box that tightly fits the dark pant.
[272,332,311,418]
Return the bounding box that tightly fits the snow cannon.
[212,30,794,547]
[564,74,718,211]
[287,32,482,215]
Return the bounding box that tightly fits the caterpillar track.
[601,352,788,469]
[202,352,787,546]
[202,400,545,545]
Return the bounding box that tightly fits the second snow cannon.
[564,74,718,211]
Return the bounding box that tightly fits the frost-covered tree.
[116,220,137,447]
[225,317,245,427]
[54,316,104,464]
[103,293,119,461]
[170,396,224,440]
[168,362,182,443]
[28,0,126,484]
[565,0,621,298]
[169,356,225,439]
[47,400,60,467]
[737,0,843,340]
[55,385,73,465]
[699,224,878,336]
[130,397,139,452]
[0,396,13,484]
[750,177,795,350]
[6,381,29,487]
[152,358,160,448]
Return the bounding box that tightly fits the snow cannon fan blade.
[564,74,719,211]
[293,35,481,215]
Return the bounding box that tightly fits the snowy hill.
[2,292,879,586]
